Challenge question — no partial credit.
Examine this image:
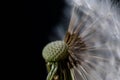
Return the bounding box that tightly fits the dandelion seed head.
[45,0,120,80]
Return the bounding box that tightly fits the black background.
[24,0,119,80]
[24,0,65,80]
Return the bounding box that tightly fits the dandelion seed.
[42,0,120,80]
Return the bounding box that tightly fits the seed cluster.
[42,41,68,62]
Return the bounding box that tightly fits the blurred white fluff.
[72,0,120,80]
[51,0,120,80]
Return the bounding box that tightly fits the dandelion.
[42,0,120,80]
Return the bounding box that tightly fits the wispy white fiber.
[51,0,120,80]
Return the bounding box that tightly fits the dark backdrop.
[24,0,65,80]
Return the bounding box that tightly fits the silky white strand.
[51,0,120,80]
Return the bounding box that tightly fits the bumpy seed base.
[42,41,68,62]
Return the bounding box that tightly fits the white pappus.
[47,0,120,80]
